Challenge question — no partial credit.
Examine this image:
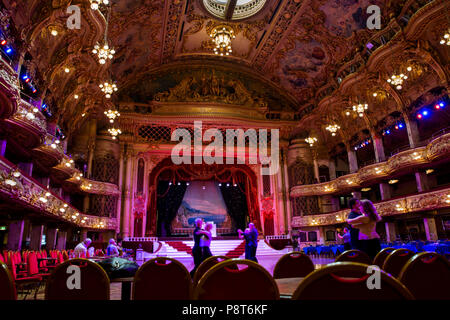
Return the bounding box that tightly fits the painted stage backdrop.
[171,181,232,230]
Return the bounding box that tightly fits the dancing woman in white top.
[199,222,213,263]
[347,199,382,260]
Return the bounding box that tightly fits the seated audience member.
[73,238,92,258]
[106,238,120,257]
[337,227,352,251]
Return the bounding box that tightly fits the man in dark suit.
[347,198,362,250]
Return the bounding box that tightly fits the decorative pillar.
[328,160,336,180]
[46,227,58,250]
[404,115,421,148]
[423,217,438,241]
[347,147,359,173]
[6,220,24,251]
[121,149,133,238]
[275,158,286,234]
[0,139,6,157]
[116,147,124,235]
[318,227,326,245]
[281,147,292,234]
[385,222,397,243]
[372,132,386,162]
[313,157,320,182]
[30,224,44,251]
[415,171,430,192]
[86,118,97,178]
[379,182,392,200]
[56,230,67,250]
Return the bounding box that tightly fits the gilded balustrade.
[291,187,450,227]
[0,157,116,230]
[291,133,449,197]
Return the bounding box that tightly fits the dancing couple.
[238,222,258,263]
[190,218,213,277]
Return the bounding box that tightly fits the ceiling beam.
[225,0,238,20]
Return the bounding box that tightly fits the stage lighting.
[169,182,172,185]
[177,182,181,186]
[417,114,422,119]
[398,123,403,128]
[186,182,190,186]
[422,110,428,116]
[218,183,222,186]
[202,186,206,190]
[226,183,230,187]
[0,39,6,46]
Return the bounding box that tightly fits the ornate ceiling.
[1,0,449,148]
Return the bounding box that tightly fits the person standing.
[347,198,362,250]
[106,239,120,257]
[238,223,259,263]
[190,218,204,277]
[199,222,213,263]
[73,238,92,258]
[347,199,382,260]
[337,227,352,251]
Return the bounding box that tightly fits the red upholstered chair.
[292,262,413,300]
[373,247,395,268]
[0,252,4,263]
[0,261,16,300]
[45,258,110,300]
[133,257,193,300]
[57,251,64,264]
[382,248,415,278]
[193,255,231,286]
[398,252,450,300]
[194,259,279,300]
[335,250,372,265]
[273,252,315,279]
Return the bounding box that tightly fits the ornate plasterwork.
[291,133,450,197]
[0,158,116,230]
[291,187,450,227]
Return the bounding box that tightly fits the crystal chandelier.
[440,29,450,46]
[108,128,122,140]
[352,103,368,117]
[104,109,120,123]
[99,82,118,99]
[386,65,413,91]
[90,0,109,10]
[305,137,317,147]
[326,124,340,136]
[210,26,235,56]
[92,43,115,64]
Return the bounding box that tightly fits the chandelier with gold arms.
[90,0,109,10]
[104,109,120,123]
[305,137,317,147]
[386,65,413,90]
[326,124,340,136]
[352,103,369,117]
[108,128,122,140]
[441,29,450,46]
[99,82,118,99]
[210,25,235,56]
[92,2,115,64]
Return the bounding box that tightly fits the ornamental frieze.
[291,133,449,197]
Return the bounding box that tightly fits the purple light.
[366,42,374,50]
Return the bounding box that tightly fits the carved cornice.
[0,157,116,230]
[79,179,120,196]
[292,187,450,227]
[291,133,450,197]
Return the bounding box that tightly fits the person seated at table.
[106,238,120,257]
[73,238,92,258]
[337,227,352,251]
[347,199,382,260]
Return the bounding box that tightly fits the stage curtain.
[156,181,187,236]
[220,182,248,232]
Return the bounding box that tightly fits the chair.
[382,248,415,278]
[273,252,315,279]
[134,257,192,300]
[398,252,450,300]
[335,250,372,265]
[0,261,16,300]
[373,247,395,267]
[194,259,279,300]
[193,255,231,286]
[62,251,69,261]
[292,262,414,300]
[45,258,110,300]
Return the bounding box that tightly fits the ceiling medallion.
[326,124,340,136]
[210,25,235,56]
[440,29,450,46]
[203,0,267,20]
[99,82,118,99]
[305,137,317,147]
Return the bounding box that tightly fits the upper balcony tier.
[290,132,450,198]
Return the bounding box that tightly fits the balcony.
[0,54,19,119]
[291,132,450,197]
[31,133,64,167]
[0,156,116,230]
[291,187,450,228]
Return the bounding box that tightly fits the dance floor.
[19,255,334,300]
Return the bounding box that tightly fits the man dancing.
[238,223,258,263]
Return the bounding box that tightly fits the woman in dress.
[347,199,382,260]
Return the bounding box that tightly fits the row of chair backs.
[193,255,231,285]
[292,262,413,300]
[335,250,372,265]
